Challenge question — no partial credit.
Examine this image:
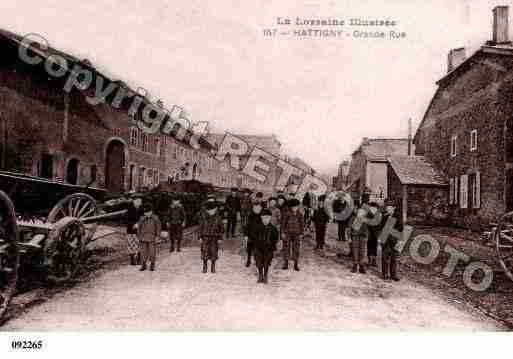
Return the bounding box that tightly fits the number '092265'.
[11,340,43,350]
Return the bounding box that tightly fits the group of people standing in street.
[122,186,403,284]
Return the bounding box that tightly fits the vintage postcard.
[0,0,512,356]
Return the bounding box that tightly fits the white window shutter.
[475,172,481,209]
[460,174,468,209]
[449,178,454,204]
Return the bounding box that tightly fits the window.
[141,133,149,152]
[153,168,159,186]
[128,164,136,191]
[470,130,477,152]
[172,145,178,160]
[129,127,138,147]
[460,174,468,209]
[470,172,481,209]
[156,137,161,157]
[66,158,80,185]
[40,154,54,179]
[451,135,457,157]
[449,178,454,205]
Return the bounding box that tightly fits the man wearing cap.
[125,194,144,265]
[244,199,263,267]
[380,199,402,281]
[199,200,224,273]
[254,208,279,283]
[165,195,186,253]
[137,203,161,271]
[281,198,304,271]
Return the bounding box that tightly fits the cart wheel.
[47,193,99,246]
[496,211,513,282]
[45,217,85,284]
[0,190,19,320]
[47,193,99,222]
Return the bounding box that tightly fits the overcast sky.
[1,0,509,174]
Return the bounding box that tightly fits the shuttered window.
[474,171,481,208]
[449,178,455,204]
[460,174,468,209]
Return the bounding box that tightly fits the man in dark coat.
[125,194,144,265]
[366,201,381,266]
[165,195,186,252]
[281,198,304,271]
[225,187,241,238]
[240,189,252,230]
[198,201,224,273]
[380,199,402,281]
[312,195,330,250]
[244,200,263,267]
[253,208,279,284]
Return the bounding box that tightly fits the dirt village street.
[2,224,502,331]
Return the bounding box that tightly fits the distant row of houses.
[334,5,513,230]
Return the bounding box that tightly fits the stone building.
[0,28,216,194]
[414,5,513,228]
[346,137,411,202]
[207,133,282,194]
[333,160,350,190]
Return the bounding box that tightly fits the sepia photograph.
[0,0,513,356]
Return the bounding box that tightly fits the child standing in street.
[138,203,161,271]
[125,194,144,265]
[281,198,304,271]
[312,195,330,251]
[254,208,279,284]
[349,205,369,274]
[199,201,224,273]
[166,195,186,253]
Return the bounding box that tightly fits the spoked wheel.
[47,193,99,246]
[495,211,513,282]
[45,217,85,284]
[47,193,99,222]
[0,190,19,320]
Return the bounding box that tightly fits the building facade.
[0,28,218,194]
[414,6,513,228]
[207,133,282,194]
[346,137,411,201]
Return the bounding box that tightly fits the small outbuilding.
[387,156,449,225]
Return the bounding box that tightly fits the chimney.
[493,6,510,44]
[447,47,466,73]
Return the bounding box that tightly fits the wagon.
[0,170,127,320]
[0,173,220,320]
[494,211,513,282]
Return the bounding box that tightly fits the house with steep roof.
[414,5,513,228]
[346,137,411,201]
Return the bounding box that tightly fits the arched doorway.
[66,158,80,185]
[105,139,125,194]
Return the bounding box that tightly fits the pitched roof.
[415,44,513,142]
[207,133,281,155]
[388,156,447,186]
[354,138,410,161]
